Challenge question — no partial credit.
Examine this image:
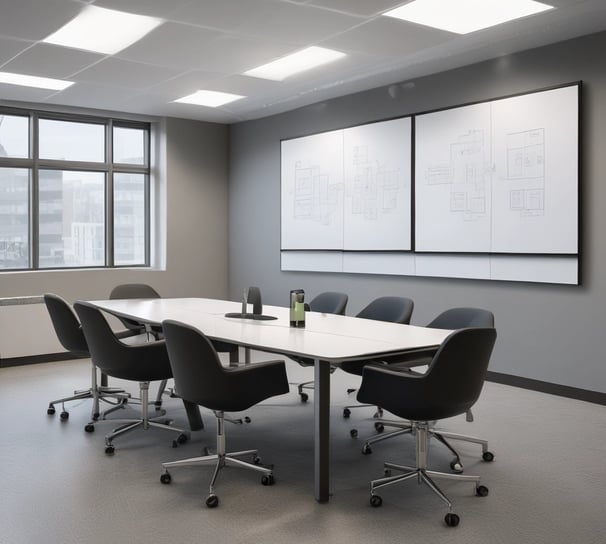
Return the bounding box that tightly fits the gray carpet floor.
[2,354,605,544]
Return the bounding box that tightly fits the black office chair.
[109,283,162,338]
[358,327,497,527]
[44,293,133,422]
[359,308,495,471]
[74,301,190,454]
[340,296,414,416]
[159,320,289,508]
[291,291,348,402]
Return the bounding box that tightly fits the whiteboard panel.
[281,251,343,272]
[343,252,416,275]
[281,130,344,249]
[415,102,493,252]
[490,255,578,284]
[415,254,491,280]
[491,85,578,253]
[415,84,579,254]
[343,118,411,250]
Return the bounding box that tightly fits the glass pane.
[0,168,29,269]
[39,119,105,162]
[114,173,146,265]
[39,170,105,268]
[0,114,29,158]
[113,126,145,165]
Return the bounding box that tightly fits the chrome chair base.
[160,410,274,508]
[369,423,489,526]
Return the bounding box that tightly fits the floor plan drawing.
[293,163,341,226]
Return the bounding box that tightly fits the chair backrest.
[110,283,160,331]
[360,327,496,422]
[74,301,171,382]
[356,296,414,324]
[109,283,161,300]
[428,307,494,329]
[162,320,256,412]
[309,291,348,315]
[44,294,89,357]
[421,327,497,419]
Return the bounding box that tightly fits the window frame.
[0,107,151,271]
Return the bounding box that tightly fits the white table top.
[87,297,451,363]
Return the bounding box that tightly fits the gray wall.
[228,31,606,394]
[0,117,229,358]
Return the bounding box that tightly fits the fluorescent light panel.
[0,71,74,91]
[244,46,346,81]
[383,0,554,34]
[173,90,245,108]
[43,5,163,54]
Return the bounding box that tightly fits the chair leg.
[94,381,190,454]
[369,423,488,526]
[160,410,274,507]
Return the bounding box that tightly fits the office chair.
[44,293,133,422]
[291,291,348,402]
[359,308,495,472]
[358,327,497,527]
[74,301,190,454]
[159,320,289,508]
[340,296,414,416]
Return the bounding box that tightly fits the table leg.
[314,358,331,502]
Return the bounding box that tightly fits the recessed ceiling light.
[383,0,554,34]
[243,46,346,81]
[173,90,245,108]
[43,5,163,55]
[0,71,74,91]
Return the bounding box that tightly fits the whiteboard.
[281,118,412,251]
[415,84,579,254]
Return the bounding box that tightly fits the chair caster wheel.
[343,408,351,418]
[482,451,495,462]
[370,494,382,507]
[350,429,358,438]
[105,445,115,455]
[261,474,275,486]
[374,422,384,433]
[60,411,69,421]
[445,512,460,527]
[206,494,219,508]
[373,408,383,418]
[177,433,188,444]
[160,472,171,484]
[300,392,309,402]
[92,412,100,421]
[362,444,372,455]
[47,406,56,415]
[253,455,262,465]
[244,416,251,423]
[450,459,464,473]
[84,423,95,433]
[384,469,392,477]
[203,446,211,456]
[476,485,489,497]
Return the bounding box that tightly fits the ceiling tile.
[90,0,195,18]
[307,0,404,17]
[234,2,363,44]
[321,17,452,57]
[2,43,103,79]
[0,37,33,66]
[42,81,140,110]
[0,0,82,40]
[115,22,223,70]
[72,57,182,90]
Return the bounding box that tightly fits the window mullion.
[31,114,39,269]
[107,119,114,267]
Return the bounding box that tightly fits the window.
[0,109,150,270]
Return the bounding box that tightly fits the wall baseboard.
[0,352,85,368]
[486,371,606,406]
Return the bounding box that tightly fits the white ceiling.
[0,0,605,123]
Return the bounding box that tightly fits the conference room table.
[86,297,452,503]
